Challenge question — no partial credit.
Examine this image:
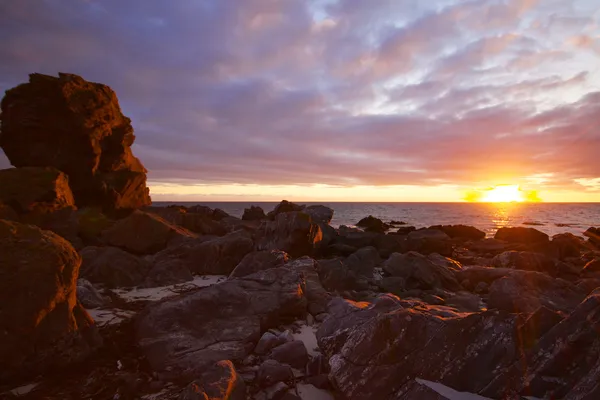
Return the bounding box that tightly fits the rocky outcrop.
[136,267,307,378]
[266,200,305,219]
[495,226,549,244]
[257,211,323,257]
[146,206,228,236]
[179,360,246,400]
[242,206,267,221]
[382,251,462,291]
[429,224,486,240]
[304,205,334,224]
[102,210,197,254]
[0,220,101,383]
[0,73,150,211]
[79,246,152,288]
[0,167,75,214]
[229,250,289,278]
[356,215,389,233]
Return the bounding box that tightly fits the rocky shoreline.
[1,74,600,400]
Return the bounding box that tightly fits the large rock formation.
[0,220,101,383]
[257,211,323,257]
[0,73,151,211]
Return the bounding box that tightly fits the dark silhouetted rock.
[184,231,254,275]
[0,167,75,214]
[136,267,307,378]
[383,251,461,291]
[395,226,416,235]
[0,73,150,211]
[584,227,600,247]
[255,332,286,356]
[257,360,294,388]
[230,250,289,279]
[495,227,549,244]
[76,279,107,309]
[407,229,452,256]
[285,257,331,316]
[79,246,151,288]
[179,360,246,400]
[582,258,600,275]
[267,200,305,219]
[257,212,322,258]
[102,210,197,254]
[492,251,558,276]
[429,224,486,240]
[242,206,267,221]
[0,220,101,383]
[304,205,334,224]
[356,215,389,233]
[551,232,588,259]
[268,340,309,369]
[145,206,228,236]
[0,202,18,221]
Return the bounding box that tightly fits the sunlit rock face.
[0,73,150,212]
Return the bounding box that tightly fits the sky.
[1,0,600,202]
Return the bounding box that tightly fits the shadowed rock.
[79,246,152,288]
[257,211,323,257]
[495,227,549,245]
[242,205,267,221]
[429,224,486,240]
[229,250,289,279]
[0,73,150,211]
[179,360,246,400]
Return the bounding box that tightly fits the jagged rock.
[488,271,585,313]
[136,267,307,378]
[0,220,101,383]
[181,231,254,275]
[0,167,75,214]
[492,251,558,276]
[243,206,267,221]
[495,227,549,244]
[394,226,416,235]
[76,279,107,309]
[356,215,389,233]
[257,212,322,257]
[267,200,305,219]
[304,205,334,224]
[383,251,461,291]
[79,246,151,288]
[230,250,289,279]
[407,229,452,256]
[0,202,18,221]
[102,210,197,254]
[285,257,331,316]
[256,360,294,387]
[145,206,228,236]
[428,224,486,240]
[268,340,309,369]
[0,73,150,211]
[179,360,246,400]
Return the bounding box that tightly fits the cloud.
[0,0,599,197]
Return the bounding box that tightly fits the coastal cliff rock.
[0,73,151,211]
[0,220,101,383]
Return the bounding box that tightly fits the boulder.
[394,226,416,235]
[257,360,294,388]
[373,234,407,258]
[285,257,331,316]
[230,250,289,279]
[582,258,600,275]
[146,206,228,236]
[179,360,246,400]
[257,212,322,257]
[102,210,197,254]
[428,224,486,240]
[494,227,549,245]
[266,200,305,219]
[0,167,75,214]
[76,279,107,309]
[584,227,600,247]
[304,205,334,224]
[136,267,307,378]
[491,251,558,276]
[407,229,452,256]
[268,340,309,369]
[0,73,150,211]
[79,246,151,288]
[255,332,286,356]
[551,233,588,259]
[488,271,585,313]
[0,220,101,383]
[21,207,83,249]
[383,252,461,291]
[242,206,267,221]
[356,215,389,233]
[0,202,18,221]
[183,231,254,275]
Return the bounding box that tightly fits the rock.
[255,332,286,356]
[584,227,600,247]
[307,353,330,377]
[230,250,290,279]
[345,246,381,276]
[427,253,463,271]
[494,227,549,244]
[304,205,334,224]
[488,271,586,313]
[257,212,322,258]
[395,226,416,235]
[136,267,307,378]
[0,167,75,214]
[243,206,267,221]
[378,277,407,295]
[266,200,305,219]
[491,251,558,276]
[407,229,452,256]
[76,207,114,243]
[76,279,107,309]
[256,360,294,387]
[467,238,509,254]
[356,215,389,233]
[21,207,83,249]
[551,233,588,259]
[184,231,254,275]
[0,202,18,221]
[79,246,151,288]
[324,243,357,257]
[444,291,481,312]
[0,73,150,211]
[373,234,407,258]
[0,220,101,383]
[383,252,461,291]
[145,206,228,236]
[318,247,380,292]
[268,341,309,369]
[264,382,289,400]
[102,210,197,254]
[179,360,246,400]
[285,257,331,316]
[428,224,486,240]
[582,258,600,275]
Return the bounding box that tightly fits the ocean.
[153,202,600,238]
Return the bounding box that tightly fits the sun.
[480,185,525,202]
